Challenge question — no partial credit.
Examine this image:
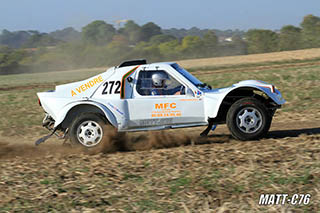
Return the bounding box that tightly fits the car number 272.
[102,81,121,94]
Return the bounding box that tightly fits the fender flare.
[212,85,284,118]
[53,100,118,128]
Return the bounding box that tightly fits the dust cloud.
[0,130,232,160]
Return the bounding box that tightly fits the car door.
[126,68,206,129]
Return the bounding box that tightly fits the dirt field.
[0,49,319,212]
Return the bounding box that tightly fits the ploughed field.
[0,49,320,212]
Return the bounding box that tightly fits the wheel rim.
[236,107,262,134]
[76,121,103,147]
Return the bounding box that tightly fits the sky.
[1,0,320,32]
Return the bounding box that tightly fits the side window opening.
[136,70,185,96]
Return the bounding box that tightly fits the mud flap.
[35,128,57,146]
[200,120,216,137]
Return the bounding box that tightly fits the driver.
[150,72,184,96]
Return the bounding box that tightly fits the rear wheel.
[69,113,115,152]
[227,97,272,140]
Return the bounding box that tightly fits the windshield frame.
[170,63,205,89]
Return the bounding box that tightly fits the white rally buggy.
[36,59,285,147]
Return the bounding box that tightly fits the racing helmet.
[151,72,169,87]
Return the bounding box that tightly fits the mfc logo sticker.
[155,103,176,110]
[152,103,181,118]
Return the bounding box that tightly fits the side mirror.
[186,88,194,97]
[127,77,133,83]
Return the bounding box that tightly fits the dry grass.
[0,67,104,88]
[178,48,320,68]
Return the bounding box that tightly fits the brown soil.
[0,119,318,160]
[0,119,319,212]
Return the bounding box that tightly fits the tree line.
[1,14,320,75]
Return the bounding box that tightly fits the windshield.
[171,63,204,87]
[171,63,212,90]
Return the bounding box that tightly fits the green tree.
[0,45,11,54]
[140,22,162,42]
[50,27,81,42]
[279,25,302,51]
[149,34,176,45]
[0,30,31,48]
[180,35,205,58]
[301,14,320,48]
[131,42,162,62]
[108,35,129,48]
[106,35,132,64]
[203,31,218,56]
[246,29,278,54]
[0,47,27,74]
[82,20,116,45]
[118,20,142,44]
[23,32,61,48]
[56,41,88,67]
[158,39,181,59]
[231,34,248,55]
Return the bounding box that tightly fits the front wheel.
[226,97,272,140]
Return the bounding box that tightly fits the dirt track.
[1,119,319,160]
[0,118,319,212]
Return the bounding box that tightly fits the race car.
[36,59,285,148]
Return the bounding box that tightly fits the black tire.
[69,113,116,152]
[226,97,272,141]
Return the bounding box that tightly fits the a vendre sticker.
[71,76,103,96]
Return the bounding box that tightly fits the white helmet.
[151,72,169,87]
